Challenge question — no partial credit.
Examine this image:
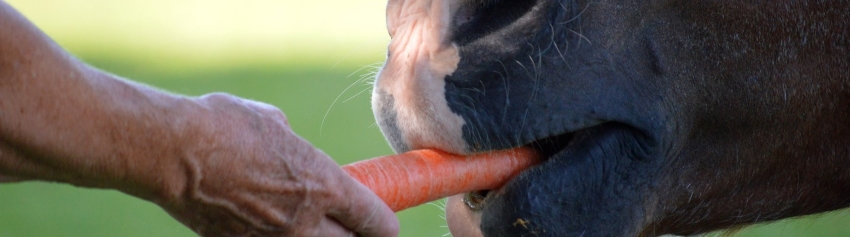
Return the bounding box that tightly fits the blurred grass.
[1,0,849,236]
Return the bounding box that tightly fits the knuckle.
[197,93,288,126]
[254,104,288,125]
[268,108,288,123]
[200,92,238,103]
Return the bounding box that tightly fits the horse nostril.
[462,190,490,211]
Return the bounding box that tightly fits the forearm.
[0,2,193,200]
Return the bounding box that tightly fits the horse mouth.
[448,131,577,237]
[461,131,575,210]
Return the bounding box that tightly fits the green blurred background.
[1,0,848,236]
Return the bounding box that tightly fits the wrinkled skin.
[372,0,850,236]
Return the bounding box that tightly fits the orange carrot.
[342,147,540,212]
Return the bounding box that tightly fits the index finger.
[327,168,400,237]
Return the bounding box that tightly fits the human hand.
[153,93,399,237]
[0,2,396,235]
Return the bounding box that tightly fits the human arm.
[0,2,398,236]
